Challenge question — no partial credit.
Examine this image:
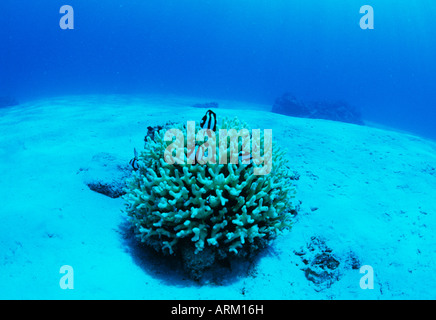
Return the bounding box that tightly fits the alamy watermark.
[59,265,74,290]
[163,122,273,176]
[59,5,374,31]
[59,5,74,30]
[359,265,374,289]
[360,5,374,30]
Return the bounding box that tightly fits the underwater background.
[1,1,436,300]
[1,0,435,139]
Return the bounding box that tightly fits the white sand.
[0,94,435,299]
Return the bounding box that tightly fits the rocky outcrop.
[79,152,132,198]
[192,102,219,109]
[294,236,360,291]
[272,93,364,125]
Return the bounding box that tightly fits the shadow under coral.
[118,220,267,287]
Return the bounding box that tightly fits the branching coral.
[123,116,296,277]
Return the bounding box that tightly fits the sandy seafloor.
[0,94,435,300]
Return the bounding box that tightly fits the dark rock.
[300,239,341,288]
[272,94,309,117]
[305,253,340,286]
[192,102,219,109]
[294,236,360,290]
[0,96,19,108]
[80,152,132,198]
[344,251,361,270]
[272,93,364,125]
[288,170,300,181]
[422,165,435,176]
[144,121,176,143]
[180,246,217,281]
[177,237,270,281]
[289,200,301,217]
[312,253,340,269]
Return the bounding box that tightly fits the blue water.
[1,1,435,139]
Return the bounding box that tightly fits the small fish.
[129,148,139,171]
[187,110,217,163]
[200,110,217,131]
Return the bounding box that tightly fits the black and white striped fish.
[129,148,139,171]
[200,109,217,131]
[187,110,217,162]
